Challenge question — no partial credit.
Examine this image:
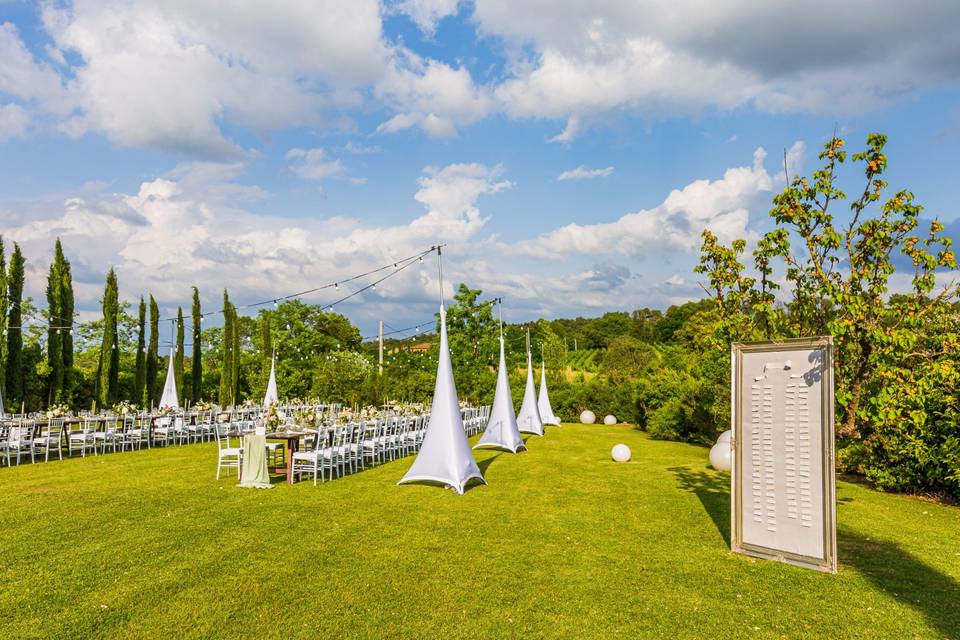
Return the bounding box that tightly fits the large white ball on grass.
[580,410,596,424]
[612,444,631,463]
[604,415,617,425]
[709,442,731,471]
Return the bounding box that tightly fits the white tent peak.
[516,335,544,436]
[475,334,526,453]
[538,355,561,426]
[159,347,179,410]
[263,353,279,407]
[399,305,485,494]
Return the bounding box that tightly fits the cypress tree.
[60,251,74,406]
[5,244,25,408]
[134,296,146,404]
[46,240,65,405]
[175,306,185,401]
[0,236,8,395]
[220,290,233,406]
[146,295,159,407]
[191,287,202,403]
[97,268,119,409]
[231,304,240,402]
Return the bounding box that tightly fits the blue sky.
[1,0,958,335]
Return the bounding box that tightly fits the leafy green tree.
[5,244,25,408]
[311,350,373,406]
[146,295,159,407]
[260,313,273,390]
[175,306,185,400]
[191,287,202,403]
[442,284,498,404]
[696,132,960,497]
[652,300,714,343]
[134,297,146,404]
[96,269,120,409]
[252,300,361,401]
[601,335,659,383]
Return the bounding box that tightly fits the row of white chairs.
[289,406,491,485]
[0,404,341,467]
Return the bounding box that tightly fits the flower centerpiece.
[157,404,175,416]
[294,405,318,429]
[112,400,136,416]
[194,399,211,412]
[264,402,284,432]
[46,403,71,419]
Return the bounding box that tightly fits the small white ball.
[611,444,631,463]
[604,415,617,425]
[580,410,596,424]
[716,430,732,445]
[709,442,731,471]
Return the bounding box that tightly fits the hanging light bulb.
[273,300,278,309]
[372,283,377,290]
[418,255,423,264]
[393,263,398,270]
[56,329,61,335]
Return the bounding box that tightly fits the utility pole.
[378,319,384,376]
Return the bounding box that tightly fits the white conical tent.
[0,384,4,417]
[158,348,179,409]
[399,306,485,494]
[474,335,525,453]
[538,357,561,426]
[516,342,544,436]
[263,355,279,407]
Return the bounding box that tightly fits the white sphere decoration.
[580,410,596,424]
[604,415,617,425]
[611,444,631,463]
[717,430,732,445]
[709,442,731,471]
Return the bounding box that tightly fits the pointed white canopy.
[516,341,544,436]
[263,355,279,407]
[538,357,561,426]
[159,348,179,410]
[0,384,5,417]
[399,306,485,494]
[474,335,526,453]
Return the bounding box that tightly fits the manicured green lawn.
[1,424,958,639]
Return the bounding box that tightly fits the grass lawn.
[1,424,958,639]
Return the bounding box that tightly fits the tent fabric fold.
[158,348,179,410]
[516,346,544,436]
[263,356,279,407]
[538,359,561,426]
[474,335,526,453]
[398,306,485,494]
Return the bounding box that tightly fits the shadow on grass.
[669,466,731,546]
[477,453,504,476]
[840,528,960,639]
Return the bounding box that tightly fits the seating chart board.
[730,337,836,573]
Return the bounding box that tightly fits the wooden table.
[265,432,306,484]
